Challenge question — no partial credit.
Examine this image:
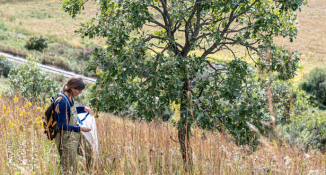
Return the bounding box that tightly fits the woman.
[54,76,93,174]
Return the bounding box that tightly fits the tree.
[8,56,60,102]
[62,0,304,170]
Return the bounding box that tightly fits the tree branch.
[172,20,183,33]
[159,0,172,26]
[232,0,259,19]
[183,0,201,55]
[151,18,168,30]
[190,0,202,43]
[200,3,238,59]
[149,5,169,27]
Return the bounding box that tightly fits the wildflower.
[20,110,25,117]
[45,104,49,109]
[36,116,42,122]
[9,120,13,128]
[0,94,1,98]
[2,105,6,112]
[14,107,17,113]
[37,107,41,112]
[24,101,32,108]
[14,96,18,103]
[27,112,31,116]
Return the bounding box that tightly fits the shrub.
[280,109,326,152]
[0,55,14,77]
[277,88,319,150]
[8,56,60,102]
[271,81,304,124]
[24,35,48,52]
[300,67,326,109]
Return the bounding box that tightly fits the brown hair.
[61,75,86,93]
[55,76,85,114]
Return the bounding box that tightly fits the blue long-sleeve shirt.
[54,96,85,132]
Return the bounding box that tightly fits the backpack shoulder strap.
[54,94,65,114]
[58,93,72,107]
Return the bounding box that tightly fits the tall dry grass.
[0,95,326,174]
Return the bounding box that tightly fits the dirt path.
[0,51,97,83]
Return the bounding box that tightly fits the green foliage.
[260,47,300,81]
[24,35,48,52]
[300,67,326,109]
[271,81,296,124]
[8,56,60,102]
[0,55,14,77]
[214,60,271,148]
[277,87,326,151]
[280,109,326,152]
[63,0,305,151]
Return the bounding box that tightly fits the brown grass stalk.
[0,94,325,174]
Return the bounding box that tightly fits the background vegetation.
[0,0,326,174]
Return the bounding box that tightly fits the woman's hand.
[80,126,91,132]
[85,106,93,115]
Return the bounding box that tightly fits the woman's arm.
[76,106,93,115]
[56,98,81,132]
[76,106,86,113]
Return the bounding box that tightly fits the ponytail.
[60,76,86,93]
[61,83,72,93]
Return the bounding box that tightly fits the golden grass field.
[0,0,325,77]
[1,0,326,174]
[273,0,326,81]
[1,95,326,174]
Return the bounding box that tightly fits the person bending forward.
[54,76,93,174]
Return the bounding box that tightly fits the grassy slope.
[0,1,326,174]
[274,0,326,82]
[0,0,325,81]
[0,95,325,174]
[0,0,101,75]
[0,0,99,47]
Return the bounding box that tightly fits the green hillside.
[0,0,325,79]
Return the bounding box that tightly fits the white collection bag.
[77,113,99,163]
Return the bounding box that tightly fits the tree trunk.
[177,117,192,172]
[178,77,193,172]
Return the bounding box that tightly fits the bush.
[278,88,321,151]
[300,67,326,109]
[0,55,14,77]
[280,109,326,152]
[8,56,60,102]
[24,35,48,52]
[271,81,310,124]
